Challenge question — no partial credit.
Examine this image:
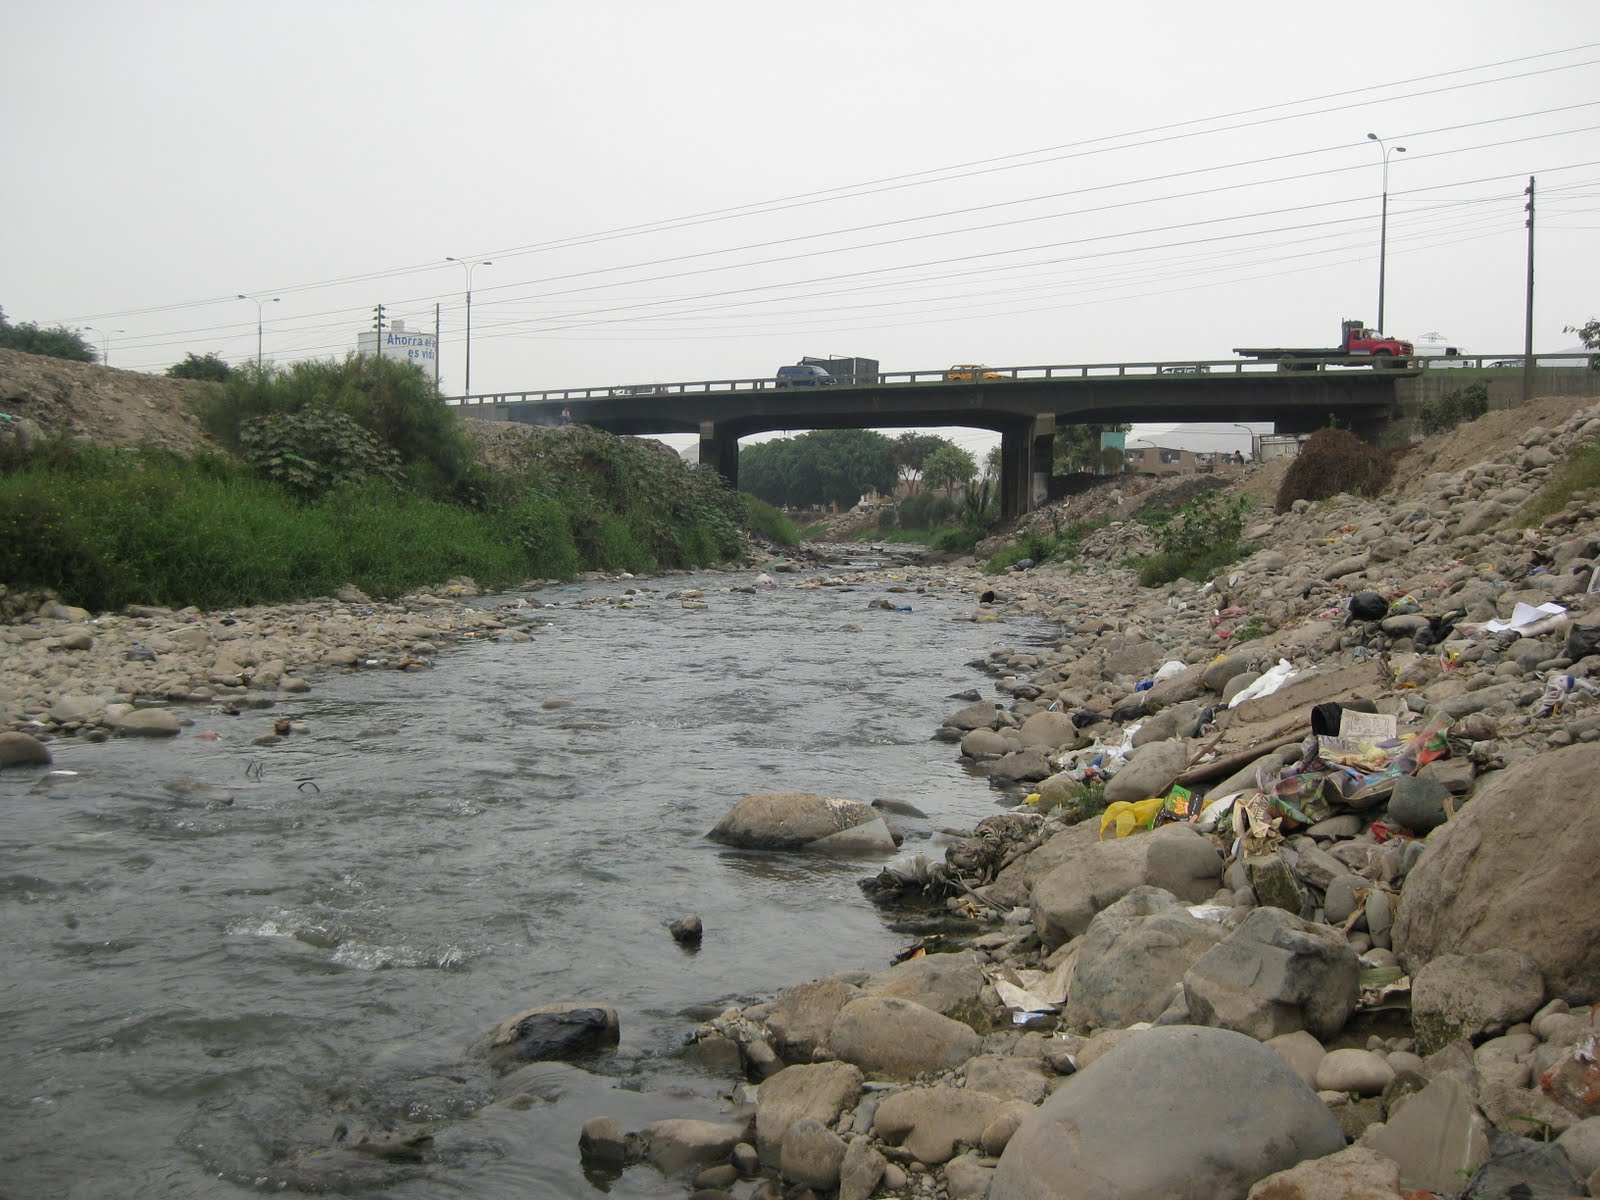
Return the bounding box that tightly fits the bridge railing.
[442,353,1592,406]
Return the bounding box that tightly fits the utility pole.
[433,302,441,389]
[372,304,387,364]
[1523,177,1535,406]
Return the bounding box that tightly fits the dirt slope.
[0,348,221,456]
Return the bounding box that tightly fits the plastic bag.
[1099,798,1164,839]
[1227,659,1296,708]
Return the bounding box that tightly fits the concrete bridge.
[446,355,1594,518]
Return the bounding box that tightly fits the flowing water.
[0,558,1046,1199]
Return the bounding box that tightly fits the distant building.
[356,320,437,377]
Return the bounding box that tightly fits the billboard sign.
[357,322,437,373]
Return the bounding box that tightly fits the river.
[0,556,1046,1199]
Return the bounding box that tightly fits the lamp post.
[236,293,280,372]
[82,325,124,366]
[445,256,492,396]
[1366,133,1406,335]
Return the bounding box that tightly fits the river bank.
[563,400,1600,1199]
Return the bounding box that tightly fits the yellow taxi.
[944,363,1007,381]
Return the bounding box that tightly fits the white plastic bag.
[1227,659,1296,708]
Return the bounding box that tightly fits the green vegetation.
[165,352,234,381]
[983,514,1106,573]
[1512,438,1600,528]
[739,428,898,509]
[2,356,748,612]
[741,493,800,545]
[0,306,96,363]
[1274,426,1397,513]
[1129,489,1254,587]
[1420,380,1489,435]
[920,442,978,493]
[1054,422,1130,472]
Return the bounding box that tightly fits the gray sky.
[5,2,1597,460]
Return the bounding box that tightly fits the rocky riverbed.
[7,399,1600,1198]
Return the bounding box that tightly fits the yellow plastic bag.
[1099,797,1164,839]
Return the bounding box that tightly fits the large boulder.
[1031,823,1224,950]
[1358,1073,1492,1193]
[0,731,51,767]
[1409,950,1546,1055]
[825,997,981,1079]
[1103,739,1190,804]
[765,976,863,1063]
[989,1026,1344,1199]
[707,792,899,854]
[1183,906,1360,1040]
[872,1086,1003,1165]
[1245,1145,1403,1199]
[1063,886,1229,1029]
[1393,742,1600,1003]
[862,951,988,1028]
[754,1061,863,1166]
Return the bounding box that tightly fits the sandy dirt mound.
[1389,393,1598,495]
[0,348,221,457]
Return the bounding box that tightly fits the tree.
[1053,422,1130,472]
[1566,318,1600,370]
[984,445,1001,481]
[738,429,896,509]
[166,352,234,382]
[0,306,96,363]
[920,443,978,494]
[892,431,949,493]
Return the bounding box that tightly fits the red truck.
[1234,319,1414,370]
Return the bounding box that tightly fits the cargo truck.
[1234,319,1414,370]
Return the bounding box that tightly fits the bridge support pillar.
[999,415,1054,520]
[698,422,740,492]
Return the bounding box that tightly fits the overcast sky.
[4,2,1596,459]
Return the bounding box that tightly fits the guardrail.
[443,353,1591,407]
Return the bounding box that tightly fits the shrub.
[742,493,801,545]
[1512,438,1600,528]
[898,491,957,530]
[1420,381,1489,435]
[1275,427,1396,513]
[1129,490,1254,587]
[166,352,233,382]
[237,406,402,499]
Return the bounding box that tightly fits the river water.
[1,556,1049,1199]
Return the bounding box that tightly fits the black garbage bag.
[1347,592,1387,624]
[1567,620,1600,662]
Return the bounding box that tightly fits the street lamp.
[82,325,124,366]
[236,293,280,372]
[1366,133,1406,335]
[445,256,492,396]
[1233,422,1256,462]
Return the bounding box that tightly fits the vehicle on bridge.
[774,363,837,387]
[944,363,1008,381]
[800,355,879,385]
[609,383,668,396]
[1157,364,1211,375]
[1234,319,1414,371]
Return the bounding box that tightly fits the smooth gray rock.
[1103,739,1190,804]
[640,1118,747,1175]
[863,952,988,1025]
[754,1061,863,1166]
[1395,742,1600,1004]
[1062,886,1227,1029]
[778,1117,847,1190]
[1388,774,1454,833]
[484,1003,619,1070]
[707,792,896,853]
[989,1026,1343,1199]
[872,1086,1002,1165]
[0,731,51,766]
[1183,906,1359,1040]
[825,997,980,1080]
[1410,949,1546,1055]
[1030,823,1223,951]
[1361,1073,1491,1192]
